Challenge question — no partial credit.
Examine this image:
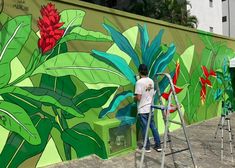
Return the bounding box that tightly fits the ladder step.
[151,105,165,110]
[151,105,178,111]
[169,120,183,125]
[165,148,190,156]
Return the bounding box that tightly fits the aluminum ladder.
[139,73,197,168]
[214,108,234,162]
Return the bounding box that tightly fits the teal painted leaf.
[223,57,228,74]
[0,115,52,168]
[73,87,117,113]
[145,29,164,67]
[103,24,140,67]
[32,52,130,86]
[59,27,112,44]
[149,43,176,77]
[61,122,107,159]
[214,89,222,101]
[0,101,41,145]
[99,91,134,118]
[60,9,85,34]
[138,24,149,64]
[116,103,137,125]
[0,86,83,118]
[92,50,136,84]
[154,70,175,103]
[0,15,31,88]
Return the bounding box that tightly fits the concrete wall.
[0,0,235,167]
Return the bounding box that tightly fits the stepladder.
[214,103,234,162]
[139,72,197,168]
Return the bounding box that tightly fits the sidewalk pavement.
[44,114,235,168]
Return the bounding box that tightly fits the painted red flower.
[38,3,65,54]
[162,61,183,113]
[200,66,216,104]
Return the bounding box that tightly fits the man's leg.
[139,113,151,150]
[149,112,161,151]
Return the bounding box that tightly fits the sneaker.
[144,146,151,153]
[154,145,162,152]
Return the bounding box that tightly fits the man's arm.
[134,94,142,102]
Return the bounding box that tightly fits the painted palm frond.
[93,23,176,118]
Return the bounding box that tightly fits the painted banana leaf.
[92,50,136,84]
[59,9,85,34]
[23,87,82,115]
[61,122,107,159]
[72,87,117,113]
[32,52,130,86]
[0,115,52,168]
[0,15,31,88]
[0,86,83,118]
[103,23,140,67]
[59,27,112,44]
[0,101,41,145]
[50,127,71,161]
[99,91,134,118]
[1,93,41,117]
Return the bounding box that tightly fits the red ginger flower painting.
[38,3,65,54]
[199,66,216,104]
[161,61,183,113]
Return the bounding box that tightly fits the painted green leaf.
[0,15,31,88]
[50,127,71,161]
[59,27,112,44]
[60,9,85,34]
[61,122,107,159]
[0,15,31,63]
[32,52,130,85]
[0,86,83,118]
[73,87,117,113]
[23,87,82,115]
[99,91,134,118]
[103,24,140,67]
[1,92,41,117]
[0,115,52,168]
[0,101,41,145]
[92,50,136,84]
[40,75,76,99]
[180,45,195,73]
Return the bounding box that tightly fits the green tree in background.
[80,0,198,28]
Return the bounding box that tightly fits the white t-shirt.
[135,77,155,114]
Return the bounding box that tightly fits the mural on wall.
[0,1,235,167]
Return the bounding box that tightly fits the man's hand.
[134,94,142,102]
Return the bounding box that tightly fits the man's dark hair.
[138,64,148,76]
